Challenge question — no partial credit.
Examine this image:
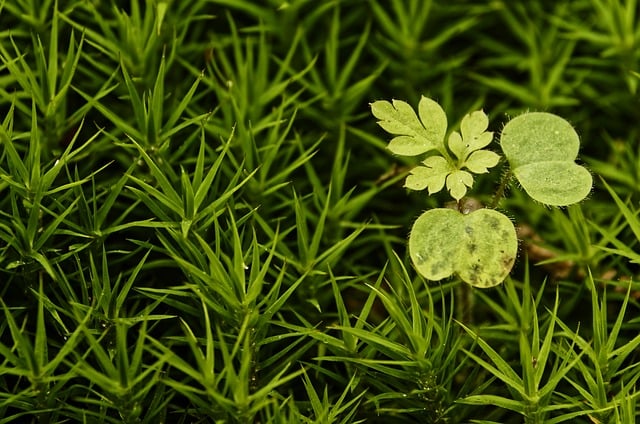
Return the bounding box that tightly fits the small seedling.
[371,96,592,288]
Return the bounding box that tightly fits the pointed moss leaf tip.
[409,208,517,288]
[500,112,592,206]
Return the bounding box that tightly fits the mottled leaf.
[409,208,518,288]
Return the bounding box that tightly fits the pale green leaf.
[409,208,461,281]
[467,131,493,152]
[513,162,592,206]
[464,150,501,174]
[409,208,518,288]
[372,99,422,135]
[460,110,491,151]
[405,155,452,193]
[417,95,447,149]
[447,109,496,170]
[403,166,432,191]
[446,170,473,200]
[371,96,446,156]
[501,112,579,169]
[448,131,465,161]
[386,135,426,157]
[457,209,518,288]
[501,112,592,206]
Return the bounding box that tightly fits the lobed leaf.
[404,156,452,193]
[448,131,466,161]
[449,109,494,163]
[465,150,501,174]
[371,96,446,156]
[460,110,492,151]
[446,170,474,201]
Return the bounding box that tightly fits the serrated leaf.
[461,110,490,149]
[405,156,452,193]
[468,131,493,152]
[501,112,592,206]
[409,208,518,288]
[373,97,500,200]
[418,95,447,149]
[448,110,497,171]
[371,96,446,156]
[372,99,423,135]
[446,170,474,201]
[448,131,465,160]
[464,150,501,174]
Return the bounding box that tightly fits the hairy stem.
[489,167,513,209]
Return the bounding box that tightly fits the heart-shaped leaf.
[500,112,592,206]
[409,208,518,288]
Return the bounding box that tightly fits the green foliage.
[460,277,588,423]
[0,1,639,423]
[409,208,517,288]
[371,96,448,157]
[372,96,592,288]
[501,112,593,206]
[371,96,500,200]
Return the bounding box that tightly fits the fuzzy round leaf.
[500,112,592,206]
[456,209,518,288]
[409,208,462,280]
[409,208,518,288]
[501,112,579,168]
[513,161,593,206]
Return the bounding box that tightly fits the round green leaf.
[457,209,518,288]
[409,208,461,280]
[409,208,518,288]
[513,161,593,206]
[501,112,579,168]
[500,112,592,206]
